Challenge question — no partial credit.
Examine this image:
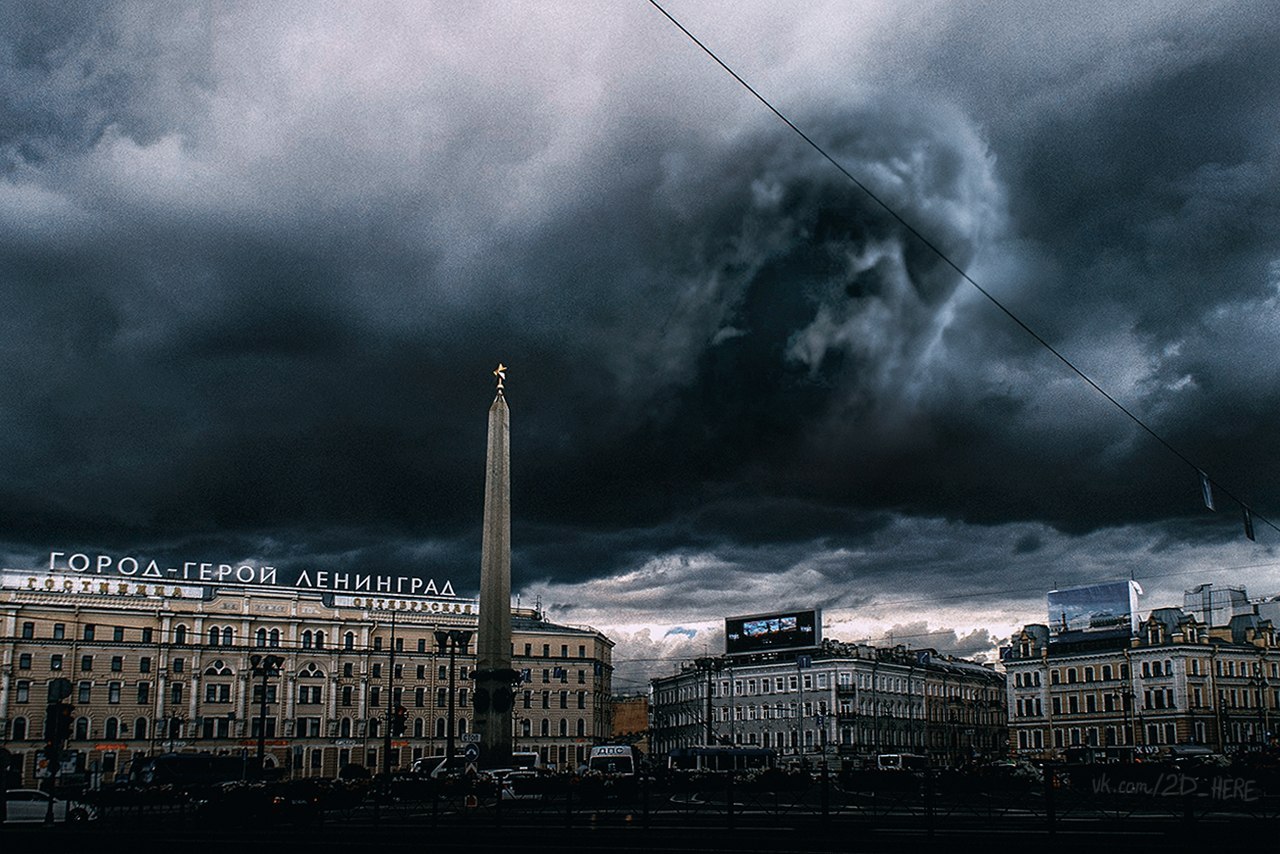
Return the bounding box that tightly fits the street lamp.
[434,629,472,773]
[249,653,284,775]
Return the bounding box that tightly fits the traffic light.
[392,706,408,737]
[44,702,74,752]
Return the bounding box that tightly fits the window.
[578,645,586,658]
[342,686,353,707]
[16,680,31,703]
[137,682,150,704]
[111,656,123,672]
[417,639,426,653]
[174,625,187,645]
[345,632,355,650]
[372,664,382,679]
[298,685,323,704]
[561,644,568,657]
[173,657,185,673]
[371,687,381,707]
[78,682,92,703]
[524,643,532,656]
[374,638,383,651]
[109,682,122,704]
[415,687,425,707]
[171,684,183,704]
[141,627,152,643]
[256,628,268,647]
[140,657,152,674]
[22,621,34,639]
[113,626,125,642]
[343,663,354,678]
[12,718,27,740]
[80,655,93,671]
[437,688,448,707]
[542,644,550,657]
[269,629,280,647]
[54,623,65,640]
[51,654,64,671]
[204,683,231,703]
[84,624,96,641]
[416,665,425,679]
[253,685,279,704]
[18,653,31,670]
[438,665,447,680]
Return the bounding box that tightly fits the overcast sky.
[3,1,1279,691]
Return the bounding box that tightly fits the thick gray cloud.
[2,1,1279,656]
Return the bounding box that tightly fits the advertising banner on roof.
[1047,580,1141,636]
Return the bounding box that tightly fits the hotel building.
[0,568,614,786]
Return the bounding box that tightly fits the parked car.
[3,789,97,822]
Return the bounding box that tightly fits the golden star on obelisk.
[493,363,507,393]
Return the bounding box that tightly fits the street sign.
[460,733,481,743]
[463,743,480,762]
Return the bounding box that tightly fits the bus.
[875,753,929,772]
[667,746,776,773]
[125,752,252,786]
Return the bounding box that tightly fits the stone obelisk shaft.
[475,389,513,766]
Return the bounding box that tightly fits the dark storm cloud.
[1,0,1278,623]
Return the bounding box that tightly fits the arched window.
[314,631,325,649]
[559,719,567,737]
[222,627,233,646]
[521,719,531,737]
[339,717,352,738]
[134,717,148,740]
[105,717,119,739]
[435,718,446,738]
[369,718,380,737]
[540,718,549,737]
[413,717,425,738]
[298,662,324,679]
[269,629,280,647]
[204,660,234,676]
[301,630,313,649]
[341,686,353,707]
[458,718,467,735]
[458,689,468,707]
[13,717,28,740]
[75,716,89,740]
[344,632,355,650]
[174,625,187,645]
[576,718,585,737]
[255,628,267,647]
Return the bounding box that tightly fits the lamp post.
[249,653,284,774]
[435,629,472,773]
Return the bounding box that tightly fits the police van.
[587,744,639,776]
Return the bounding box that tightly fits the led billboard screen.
[725,609,821,655]
[1047,580,1141,636]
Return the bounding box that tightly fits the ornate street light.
[249,653,284,774]
[435,629,473,773]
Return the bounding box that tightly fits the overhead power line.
[645,0,1275,539]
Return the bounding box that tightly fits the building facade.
[650,641,1006,768]
[0,569,613,786]
[1004,598,1280,759]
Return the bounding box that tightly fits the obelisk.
[474,363,515,767]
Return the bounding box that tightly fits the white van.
[587,745,638,776]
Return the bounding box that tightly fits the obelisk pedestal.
[473,365,516,768]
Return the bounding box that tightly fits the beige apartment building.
[0,569,613,786]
